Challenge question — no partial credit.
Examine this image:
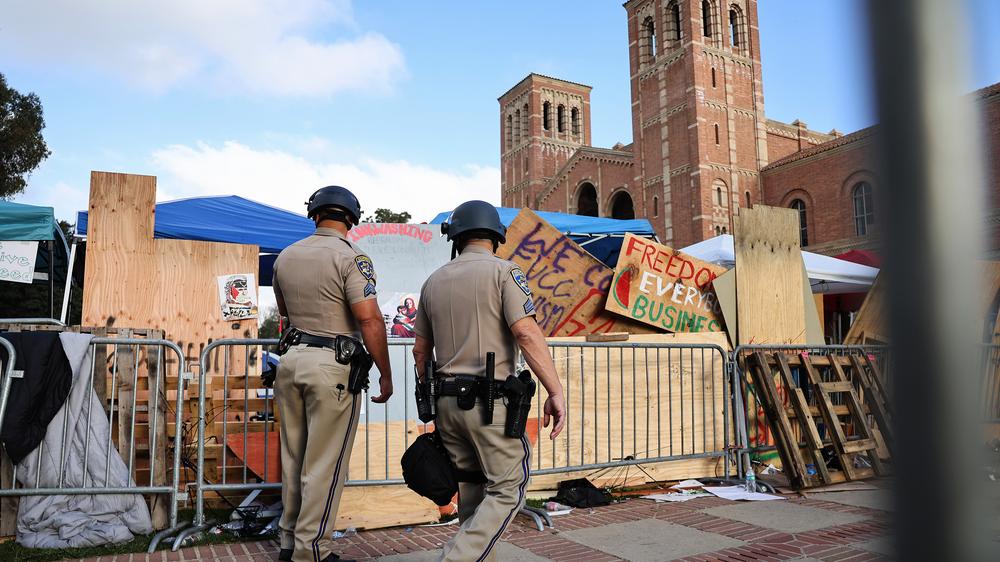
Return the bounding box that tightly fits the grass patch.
[0,508,272,562]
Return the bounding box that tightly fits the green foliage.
[0,73,51,199]
[259,305,281,339]
[365,208,411,223]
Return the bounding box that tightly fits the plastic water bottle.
[744,467,756,493]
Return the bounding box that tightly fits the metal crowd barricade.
[182,338,735,543]
[730,344,884,478]
[0,335,188,552]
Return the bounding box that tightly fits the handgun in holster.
[275,323,301,356]
[502,369,536,439]
[334,335,373,394]
[415,361,437,423]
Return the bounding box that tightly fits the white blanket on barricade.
[16,332,153,548]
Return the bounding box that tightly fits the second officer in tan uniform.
[273,185,393,562]
[413,200,566,562]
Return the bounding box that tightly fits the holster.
[276,326,301,356]
[334,335,373,394]
[502,370,536,439]
[415,361,436,423]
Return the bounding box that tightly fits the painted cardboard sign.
[0,240,39,284]
[497,209,651,337]
[605,234,726,333]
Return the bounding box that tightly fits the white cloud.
[151,141,500,223]
[0,0,404,96]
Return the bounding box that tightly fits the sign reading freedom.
[606,234,726,332]
[498,209,651,337]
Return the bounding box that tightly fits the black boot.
[278,548,293,561]
[323,554,356,562]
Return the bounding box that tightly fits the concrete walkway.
[77,486,896,562]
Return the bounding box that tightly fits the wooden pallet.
[745,351,891,489]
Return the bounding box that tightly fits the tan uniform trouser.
[275,344,361,562]
[436,395,532,562]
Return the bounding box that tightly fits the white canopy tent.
[679,234,879,294]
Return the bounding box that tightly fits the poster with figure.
[349,223,451,338]
[0,240,39,284]
[217,273,259,320]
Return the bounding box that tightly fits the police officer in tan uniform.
[413,201,566,562]
[272,185,393,562]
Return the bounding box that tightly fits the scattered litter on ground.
[641,491,711,503]
[543,501,575,516]
[703,485,785,501]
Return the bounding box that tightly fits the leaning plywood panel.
[734,206,806,345]
[844,275,884,345]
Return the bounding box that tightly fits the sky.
[4,0,1000,227]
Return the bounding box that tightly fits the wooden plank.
[497,208,653,337]
[116,329,137,476]
[604,234,726,333]
[842,439,878,454]
[773,354,829,485]
[710,268,738,347]
[800,354,858,480]
[802,265,824,344]
[748,352,809,488]
[733,206,806,345]
[850,355,893,453]
[146,332,169,530]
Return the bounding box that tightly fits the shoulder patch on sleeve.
[510,267,531,297]
[355,255,377,296]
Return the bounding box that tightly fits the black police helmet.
[440,200,506,244]
[305,185,362,225]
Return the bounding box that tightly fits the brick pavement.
[74,491,895,562]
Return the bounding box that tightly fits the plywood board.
[844,275,883,345]
[335,485,440,529]
[605,234,726,333]
[803,265,824,345]
[498,209,653,337]
[734,205,807,345]
[712,269,738,348]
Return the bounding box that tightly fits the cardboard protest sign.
[605,234,726,333]
[498,209,652,337]
[0,240,39,284]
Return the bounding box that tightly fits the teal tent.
[0,201,56,241]
[0,201,71,321]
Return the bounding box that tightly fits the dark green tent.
[0,201,71,321]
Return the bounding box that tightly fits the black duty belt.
[299,333,337,350]
[436,376,506,398]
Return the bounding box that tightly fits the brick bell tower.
[625,0,769,247]
[499,74,592,208]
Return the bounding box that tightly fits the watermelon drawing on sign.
[613,267,633,309]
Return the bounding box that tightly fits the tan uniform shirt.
[272,227,378,338]
[414,245,535,379]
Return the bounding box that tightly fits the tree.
[365,208,411,223]
[259,306,281,339]
[0,73,51,198]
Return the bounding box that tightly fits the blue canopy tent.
[0,201,71,320]
[77,195,315,286]
[429,207,656,267]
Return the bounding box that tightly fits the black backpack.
[552,478,613,508]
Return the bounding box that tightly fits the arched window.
[853,182,875,236]
[745,191,751,207]
[571,107,580,136]
[713,179,728,208]
[716,187,724,205]
[714,123,720,145]
[790,199,808,247]
[643,16,657,62]
[702,0,712,39]
[521,103,529,138]
[576,183,598,217]
[722,226,728,234]
[729,6,740,48]
[652,195,659,217]
[542,101,551,131]
[610,191,635,220]
[665,1,682,48]
[715,226,721,236]
[711,67,717,88]
[514,109,521,144]
[557,104,566,133]
[505,115,512,150]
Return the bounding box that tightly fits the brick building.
[499,0,1000,255]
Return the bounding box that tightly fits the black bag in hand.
[401,432,459,507]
